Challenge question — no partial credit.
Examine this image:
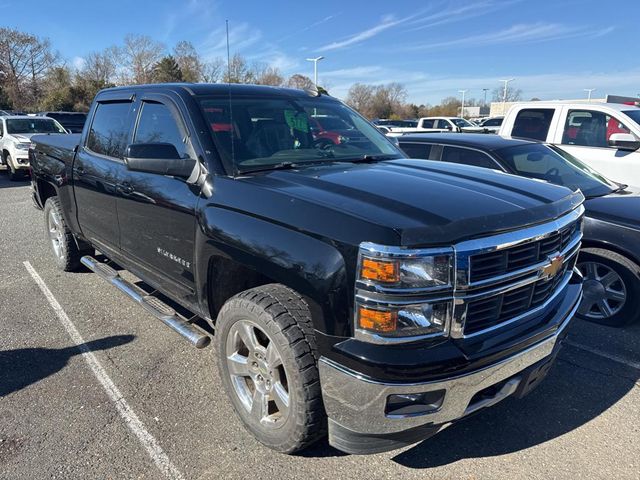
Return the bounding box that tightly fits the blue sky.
[4,0,640,104]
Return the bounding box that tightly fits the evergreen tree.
[152,55,184,83]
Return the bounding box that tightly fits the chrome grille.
[464,257,575,335]
[469,222,579,283]
[450,206,584,338]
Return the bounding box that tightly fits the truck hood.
[10,134,34,142]
[226,159,583,246]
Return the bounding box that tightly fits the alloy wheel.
[577,261,626,320]
[225,319,290,428]
[47,208,65,260]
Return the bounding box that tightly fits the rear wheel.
[577,248,640,327]
[44,197,92,272]
[215,284,326,453]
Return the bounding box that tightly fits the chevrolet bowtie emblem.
[541,254,564,280]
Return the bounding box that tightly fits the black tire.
[215,284,326,453]
[577,248,640,327]
[43,197,92,272]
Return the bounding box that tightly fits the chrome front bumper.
[319,280,580,451]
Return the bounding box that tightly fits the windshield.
[198,95,403,173]
[452,118,474,127]
[495,143,619,198]
[6,118,66,134]
[622,109,640,126]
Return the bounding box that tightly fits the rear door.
[73,96,134,253]
[555,106,640,185]
[116,93,201,302]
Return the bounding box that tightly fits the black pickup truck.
[29,83,584,455]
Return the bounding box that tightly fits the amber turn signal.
[361,257,399,283]
[358,306,397,333]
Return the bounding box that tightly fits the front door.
[73,98,134,252]
[116,95,201,303]
[556,108,640,186]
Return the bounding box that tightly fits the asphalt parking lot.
[0,171,638,480]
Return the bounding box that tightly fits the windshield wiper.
[240,162,301,174]
[346,154,402,163]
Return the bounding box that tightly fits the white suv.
[0,115,67,180]
[499,101,640,186]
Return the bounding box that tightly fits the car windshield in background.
[198,95,402,173]
[622,109,640,126]
[452,118,474,128]
[495,143,619,198]
[6,118,66,134]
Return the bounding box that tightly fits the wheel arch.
[195,207,352,337]
[580,238,640,269]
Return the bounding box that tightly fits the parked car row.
[498,100,640,187]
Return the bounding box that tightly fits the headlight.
[358,242,453,290]
[15,142,31,151]
[356,301,451,338]
[354,242,454,343]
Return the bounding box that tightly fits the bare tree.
[201,58,224,83]
[254,65,284,86]
[173,40,203,83]
[222,53,255,83]
[286,73,314,90]
[81,46,120,85]
[492,85,522,103]
[0,27,57,109]
[345,83,375,117]
[121,34,165,84]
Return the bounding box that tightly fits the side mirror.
[608,133,640,151]
[124,143,196,178]
[445,125,453,131]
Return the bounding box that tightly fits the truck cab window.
[134,102,190,159]
[421,119,435,128]
[512,108,554,141]
[441,146,500,169]
[87,102,132,158]
[562,109,635,148]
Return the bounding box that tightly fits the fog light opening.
[385,390,445,417]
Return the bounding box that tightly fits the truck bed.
[31,133,80,164]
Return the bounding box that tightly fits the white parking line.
[23,261,185,480]
[565,339,640,371]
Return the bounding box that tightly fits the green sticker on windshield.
[284,109,309,133]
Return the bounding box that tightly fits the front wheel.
[576,248,640,327]
[6,154,21,181]
[215,284,326,453]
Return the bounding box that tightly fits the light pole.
[306,56,324,86]
[500,78,515,114]
[458,90,467,118]
[482,88,489,106]
[583,88,596,102]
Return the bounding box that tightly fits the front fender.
[195,206,352,337]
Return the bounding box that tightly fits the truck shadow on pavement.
[0,335,134,397]
[301,324,639,464]
[389,336,639,468]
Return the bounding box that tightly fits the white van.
[499,100,640,186]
